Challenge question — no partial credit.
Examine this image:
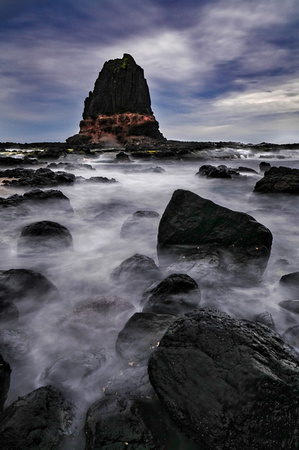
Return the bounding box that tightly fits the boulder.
[17,220,73,254]
[282,325,299,347]
[254,166,299,193]
[259,161,271,172]
[111,253,162,294]
[116,312,176,365]
[148,308,299,449]
[279,300,299,314]
[142,273,200,315]
[22,188,73,213]
[1,167,75,188]
[279,271,299,298]
[83,176,118,183]
[157,189,272,282]
[0,354,11,413]
[0,385,73,449]
[0,268,58,302]
[85,365,199,449]
[120,210,160,239]
[0,301,19,324]
[196,164,239,178]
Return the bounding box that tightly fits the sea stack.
[67,54,165,145]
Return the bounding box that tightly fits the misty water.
[1,147,299,443]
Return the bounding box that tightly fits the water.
[1,148,299,443]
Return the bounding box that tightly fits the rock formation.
[67,54,165,145]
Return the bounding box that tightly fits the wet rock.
[254,311,276,330]
[120,210,160,239]
[0,329,31,366]
[196,164,239,178]
[83,176,118,183]
[259,161,271,172]
[148,308,299,449]
[279,300,299,314]
[279,271,299,298]
[18,220,73,254]
[142,273,200,316]
[254,166,299,193]
[282,325,299,347]
[23,188,74,213]
[116,312,176,365]
[86,365,199,449]
[0,354,11,412]
[0,301,19,325]
[0,385,73,449]
[111,253,162,293]
[157,189,272,282]
[115,151,131,162]
[0,156,39,166]
[40,350,107,393]
[0,268,58,302]
[0,167,75,188]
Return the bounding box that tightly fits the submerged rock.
[157,189,272,283]
[196,164,240,178]
[148,308,299,449]
[120,210,160,239]
[111,253,162,294]
[116,312,176,365]
[142,273,200,315]
[0,167,75,188]
[17,220,73,254]
[0,385,73,449]
[279,271,299,299]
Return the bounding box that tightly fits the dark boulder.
[0,385,73,449]
[85,365,199,449]
[116,312,176,365]
[254,310,276,330]
[196,164,239,178]
[279,300,299,314]
[1,167,75,188]
[157,189,272,281]
[0,301,19,324]
[17,220,73,254]
[0,354,11,413]
[254,166,299,193]
[148,308,299,449]
[259,161,271,172]
[111,253,162,294]
[115,151,131,162]
[279,271,299,298]
[0,268,58,302]
[22,188,73,213]
[83,176,118,183]
[142,273,200,315]
[120,210,160,239]
[282,325,299,348]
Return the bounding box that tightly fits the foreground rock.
[67,54,165,145]
[148,308,299,449]
[0,354,11,412]
[279,271,299,299]
[254,166,299,193]
[120,210,160,239]
[157,189,272,283]
[18,220,73,254]
[142,273,201,315]
[0,385,73,449]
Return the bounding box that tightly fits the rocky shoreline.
[1,146,299,448]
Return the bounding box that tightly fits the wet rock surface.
[254,166,299,193]
[0,188,73,213]
[0,354,11,412]
[18,220,73,254]
[196,164,240,178]
[0,385,73,449]
[0,167,75,187]
[157,189,273,282]
[148,308,299,449]
[142,273,201,315]
[116,312,176,365]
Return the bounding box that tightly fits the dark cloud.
[0,0,298,143]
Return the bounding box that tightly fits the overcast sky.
[1,0,299,144]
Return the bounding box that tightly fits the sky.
[1,0,299,144]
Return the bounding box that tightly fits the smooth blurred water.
[1,148,299,439]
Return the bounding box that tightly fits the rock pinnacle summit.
[67,54,165,145]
